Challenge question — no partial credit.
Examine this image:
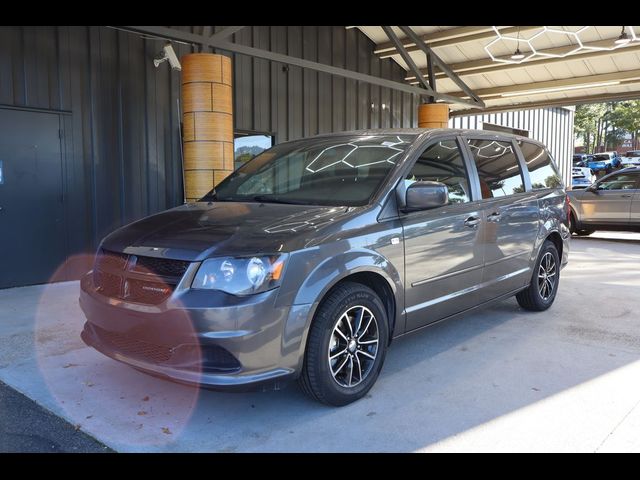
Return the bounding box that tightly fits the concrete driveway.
[1,231,640,452]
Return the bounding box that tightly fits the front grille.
[132,255,190,277]
[94,326,173,363]
[93,249,190,305]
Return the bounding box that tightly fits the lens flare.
[33,253,202,449]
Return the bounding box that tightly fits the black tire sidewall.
[532,242,560,308]
[308,285,388,406]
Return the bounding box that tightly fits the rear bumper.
[79,272,312,391]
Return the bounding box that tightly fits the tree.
[575,103,606,152]
[610,100,640,151]
[575,101,640,153]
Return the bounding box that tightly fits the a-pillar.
[418,103,450,129]
[181,53,233,202]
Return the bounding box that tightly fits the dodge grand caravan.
[80,129,570,406]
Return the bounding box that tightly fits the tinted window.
[519,141,563,189]
[467,139,524,199]
[598,173,639,191]
[405,139,471,204]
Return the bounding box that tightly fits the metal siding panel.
[234,27,253,131]
[287,26,303,140]
[357,32,370,129]
[253,26,271,134]
[380,60,391,129]
[302,26,318,136]
[402,92,411,128]
[370,55,380,129]
[332,26,345,132]
[317,26,332,134]
[345,27,358,131]
[0,26,16,104]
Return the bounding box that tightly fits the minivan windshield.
[203,134,416,206]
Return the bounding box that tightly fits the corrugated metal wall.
[0,26,418,265]
[449,107,575,186]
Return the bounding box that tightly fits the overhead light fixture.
[501,80,621,97]
[485,26,639,65]
[511,48,525,60]
[511,27,526,60]
[615,26,630,45]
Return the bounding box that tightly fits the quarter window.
[405,140,471,204]
[467,139,524,199]
[519,141,563,189]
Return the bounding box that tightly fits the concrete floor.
[1,231,640,452]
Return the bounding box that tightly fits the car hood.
[101,201,356,261]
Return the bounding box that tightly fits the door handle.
[464,216,481,227]
[621,194,632,198]
[487,212,501,222]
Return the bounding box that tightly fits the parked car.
[621,150,640,168]
[585,152,621,174]
[571,166,596,189]
[80,129,570,406]
[568,167,640,236]
[573,154,588,166]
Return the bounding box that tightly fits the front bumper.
[79,272,312,391]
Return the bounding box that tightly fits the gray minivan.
[80,128,570,406]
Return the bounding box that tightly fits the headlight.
[191,254,287,295]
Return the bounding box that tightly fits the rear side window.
[519,141,563,189]
[467,139,524,199]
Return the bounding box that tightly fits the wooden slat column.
[418,103,449,129]
[181,53,233,202]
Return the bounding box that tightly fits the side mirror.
[586,184,599,193]
[403,181,448,212]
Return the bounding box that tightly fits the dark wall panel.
[1,25,417,277]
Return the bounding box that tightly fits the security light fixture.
[154,43,182,71]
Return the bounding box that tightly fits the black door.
[0,108,66,288]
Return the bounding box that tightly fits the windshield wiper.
[252,195,314,205]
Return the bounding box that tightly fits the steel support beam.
[381,27,435,95]
[426,53,436,103]
[120,25,482,106]
[209,26,246,42]
[397,26,484,107]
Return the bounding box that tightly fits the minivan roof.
[303,128,546,148]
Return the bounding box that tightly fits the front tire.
[516,240,560,311]
[299,281,389,406]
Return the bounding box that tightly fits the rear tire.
[569,211,594,236]
[299,281,389,406]
[516,240,560,311]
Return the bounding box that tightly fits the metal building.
[0,26,418,288]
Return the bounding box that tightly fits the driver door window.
[405,139,471,204]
